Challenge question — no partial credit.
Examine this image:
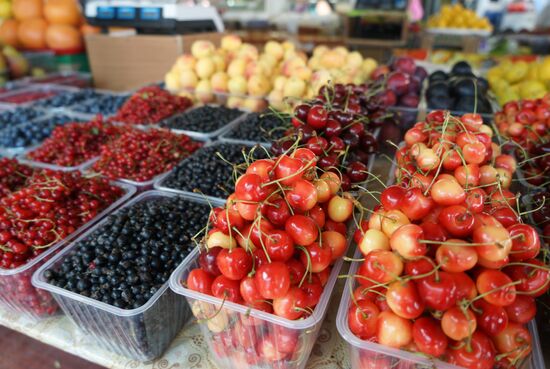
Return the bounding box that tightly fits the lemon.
[519,80,547,99]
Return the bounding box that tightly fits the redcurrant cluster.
[92,128,202,182]
[110,86,193,125]
[349,111,549,369]
[0,170,124,269]
[27,117,123,167]
[272,84,379,190]
[0,158,34,198]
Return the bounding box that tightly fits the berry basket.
[168,242,348,369]
[32,191,219,360]
[160,105,248,140]
[336,246,546,369]
[0,181,136,321]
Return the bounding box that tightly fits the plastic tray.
[0,112,89,157]
[162,105,248,140]
[32,191,216,360]
[169,240,348,369]
[336,248,545,369]
[0,181,136,321]
[18,154,99,173]
[0,84,79,107]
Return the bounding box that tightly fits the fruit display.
[272,83,379,190]
[222,110,289,145]
[342,110,548,369]
[495,95,550,188]
[427,4,492,31]
[71,93,129,117]
[0,87,60,104]
[369,56,426,109]
[91,128,202,183]
[160,105,244,135]
[26,118,123,168]
[0,106,41,130]
[488,58,550,105]
[528,191,550,231]
[0,0,85,52]
[0,114,85,150]
[0,170,125,269]
[33,89,104,109]
[109,86,193,125]
[160,143,267,200]
[426,61,493,115]
[164,35,378,111]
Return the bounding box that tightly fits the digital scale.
[83,0,224,34]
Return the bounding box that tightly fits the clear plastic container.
[0,181,136,321]
[162,105,248,140]
[32,191,215,360]
[169,243,348,369]
[18,153,99,173]
[336,248,545,369]
[0,84,78,107]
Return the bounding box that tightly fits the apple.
[265,41,284,60]
[247,74,271,97]
[195,57,216,79]
[179,69,198,89]
[191,40,215,59]
[175,54,197,71]
[221,34,242,51]
[195,79,214,103]
[228,75,248,95]
[228,58,247,77]
[283,77,306,98]
[211,71,229,92]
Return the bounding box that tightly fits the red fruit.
[416,271,458,310]
[442,306,477,341]
[216,247,253,281]
[504,295,536,324]
[307,105,328,129]
[448,331,496,369]
[389,224,427,259]
[187,269,215,294]
[412,317,448,357]
[300,242,332,273]
[493,323,532,362]
[255,262,291,300]
[387,71,410,96]
[380,185,406,210]
[274,155,303,185]
[476,270,516,306]
[265,230,295,262]
[348,299,380,339]
[211,275,242,302]
[385,280,425,319]
[285,215,318,246]
[399,187,434,221]
[235,173,271,202]
[504,259,550,297]
[287,179,317,212]
[507,224,540,261]
[473,299,509,335]
[438,205,475,237]
[240,276,263,306]
[273,287,308,320]
[263,197,292,227]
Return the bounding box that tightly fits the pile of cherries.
[27,118,123,167]
[186,147,354,366]
[0,170,124,269]
[109,86,193,125]
[92,128,202,182]
[495,95,550,187]
[349,111,549,369]
[0,158,34,198]
[272,84,379,190]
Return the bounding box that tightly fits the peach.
[283,77,306,98]
[212,53,227,72]
[226,96,245,109]
[228,58,247,77]
[346,51,363,69]
[191,40,215,59]
[175,54,197,71]
[320,50,344,69]
[292,66,312,81]
[228,75,247,95]
[221,34,242,51]
[195,79,214,104]
[282,57,306,77]
[164,70,180,91]
[243,98,267,112]
[268,90,285,110]
[195,57,216,79]
[264,40,284,60]
[313,45,329,58]
[179,69,198,89]
[211,71,229,92]
[272,75,287,92]
[247,74,271,97]
[237,43,259,61]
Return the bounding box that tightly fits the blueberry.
[34,89,104,109]
[0,107,42,131]
[225,110,290,143]
[160,105,244,133]
[73,94,130,116]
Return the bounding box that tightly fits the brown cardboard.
[85,32,222,91]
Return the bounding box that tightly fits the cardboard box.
[85,32,222,91]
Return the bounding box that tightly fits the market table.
[0,280,351,369]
